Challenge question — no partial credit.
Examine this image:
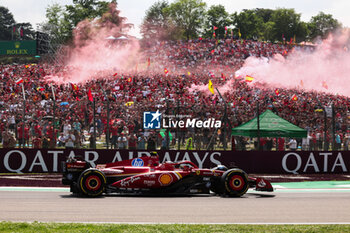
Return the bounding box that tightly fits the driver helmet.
[150,151,158,157]
[214,165,228,171]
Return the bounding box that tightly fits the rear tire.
[78,169,106,197]
[221,169,249,197]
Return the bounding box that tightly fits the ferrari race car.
[62,153,273,197]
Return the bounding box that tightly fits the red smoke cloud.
[236,29,350,97]
[46,3,140,83]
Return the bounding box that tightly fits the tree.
[203,4,231,39]
[39,3,71,50]
[261,21,275,41]
[99,2,131,30]
[232,9,263,39]
[253,8,274,23]
[0,6,16,40]
[166,0,206,40]
[270,8,306,42]
[0,6,35,41]
[74,1,132,43]
[141,1,181,41]
[64,0,110,29]
[308,12,341,39]
[42,0,113,43]
[16,23,36,40]
[296,21,309,42]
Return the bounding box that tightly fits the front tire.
[221,169,249,197]
[78,169,106,197]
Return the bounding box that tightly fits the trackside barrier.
[0,149,349,174]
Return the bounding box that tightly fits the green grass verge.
[1,222,350,233]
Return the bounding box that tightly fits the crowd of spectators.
[0,38,348,151]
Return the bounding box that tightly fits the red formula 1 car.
[62,153,273,197]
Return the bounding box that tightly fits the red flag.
[164,68,169,74]
[275,89,280,96]
[213,26,218,30]
[289,37,293,45]
[113,72,118,77]
[225,26,228,34]
[70,83,79,91]
[292,94,298,101]
[221,73,226,81]
[16,78,24,85]
[213,32,216,38]
[88,88,93,102]
[127,77,132,83]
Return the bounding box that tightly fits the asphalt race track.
[0,187,350,224]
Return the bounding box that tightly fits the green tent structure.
[231,110,307,138]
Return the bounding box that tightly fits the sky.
[2,0,350,38]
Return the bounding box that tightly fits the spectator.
[57,133,66,147]
[32,136,42,148]
[302,136,309,151]
[316,130,322,150]
[72,119,82,133]
[335,132,342,150]
[161,137,168,150]
[62,120,72,136]
[110,122,119,149]
[74,130,81,148]
[89,135,96,149]
[118,133,127,149]
[64,130,76,149]
[17,123,24,148]
[288,138,297,151]
[266,138,273,151]
[128,133,137,150]
[147,135,156,150]
[277,138,285,151]
[2,130,16,148]
[42,136,50,149]
[137,130,146,150]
